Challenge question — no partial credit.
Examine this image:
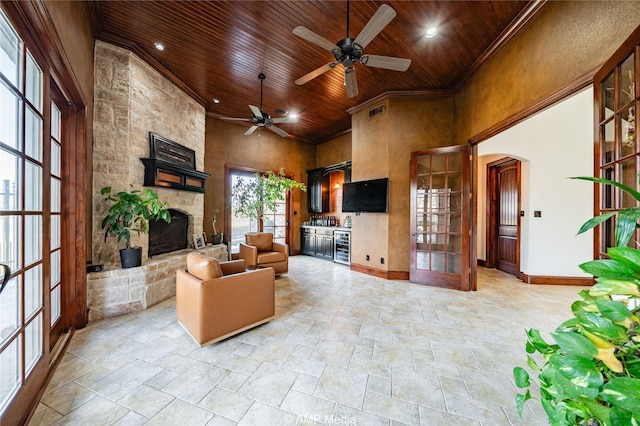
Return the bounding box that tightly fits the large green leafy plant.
[231,168,306,221]
[101,185,171,248]
[514,176,640,425]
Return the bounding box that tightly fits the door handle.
[411,232,417,237]
[0,264,10,296]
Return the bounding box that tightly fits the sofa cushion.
[187,252,222,280]
[246,233,273,252]
[257,251,286,264]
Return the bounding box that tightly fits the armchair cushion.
[257,251,286,264]
[187,252,222,280]
[246,233,273,252]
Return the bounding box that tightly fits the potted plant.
[513,175,640,425]
[231,168,306,223]
[100,184,171,268]
[210,208,224,245]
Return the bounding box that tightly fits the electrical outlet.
[380,257,384,264]
[366,255,370,261]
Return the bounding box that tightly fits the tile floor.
[29,256,587,425]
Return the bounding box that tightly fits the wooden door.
[487,158,521,276]
[410,146,475,290]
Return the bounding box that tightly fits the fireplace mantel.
[141,157,210,193]
[141,132,210,193]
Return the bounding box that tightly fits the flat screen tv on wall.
[342,178,389,213]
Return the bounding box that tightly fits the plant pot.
[120,247,142,268]
[211,233,224,245]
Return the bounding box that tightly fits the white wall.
[478,87,594,277]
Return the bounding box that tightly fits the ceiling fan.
[220,73,296,137]
[293,1,411,98]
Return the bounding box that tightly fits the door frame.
[486,157,521,276]
[224,165,294,257]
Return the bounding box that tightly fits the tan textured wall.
[351,100,390,270]
[43,0,95,257]
[93,41,206,267]
[203,118,315,253]
[388,97,455,271]
[455,1,640,144]
[349,96,454,272]
[316,132,352,167]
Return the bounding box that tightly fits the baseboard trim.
[520,273,594,286]
[477,259,487,267]
[350,264,409,280]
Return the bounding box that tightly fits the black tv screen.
[342,178,388,213]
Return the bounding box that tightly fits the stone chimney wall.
[93,41,206,268]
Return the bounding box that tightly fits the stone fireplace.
[88,41,228,321]
[92,40,207,268]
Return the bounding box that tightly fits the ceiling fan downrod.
[258,72,266,116]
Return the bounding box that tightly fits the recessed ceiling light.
[154,42,165,51]
[425,27,438,38]
[212,98,220,104]
[290,113,298,119]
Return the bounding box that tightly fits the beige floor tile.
[237,401,295,426]
[237,363,297,407]
[117,384,174,418]
[279,389,336,420]
[145,398,213,426]
[28,404,63,426]
[314,365,368,409]
[363,391,420,425]
[41,381,98,415]
[198,387,254,422]
[50,395,129,425]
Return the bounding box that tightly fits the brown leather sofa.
[239,232,288,275]
[176,252,275,346]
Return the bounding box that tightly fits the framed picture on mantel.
[193,235,205,249]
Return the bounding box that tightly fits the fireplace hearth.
[149,209,189,257]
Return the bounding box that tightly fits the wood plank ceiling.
[90,0,535,143]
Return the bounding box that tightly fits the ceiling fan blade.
[344,67,358,98]
[267,125,288,138]
[219,117,253,122]
[271,116,298,124]
[295,63,336,85]
[361,54,411,72]
[248,105,262,118]
[293,26,337,52]
[244,125,258,136]
[354,4,396,49]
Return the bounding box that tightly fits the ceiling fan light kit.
[293,2,412,98]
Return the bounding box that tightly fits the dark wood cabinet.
[343,162,352,184]
[301,228,315,255]
[307,168,330,213]
[301,227,334,260]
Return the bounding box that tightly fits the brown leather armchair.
[239,232,288,275]
[176,252,275,346]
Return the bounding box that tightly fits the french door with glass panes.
[594,27,640,257]
[228,169,289,255]
[0,9,67,423]
[410,146,475,290]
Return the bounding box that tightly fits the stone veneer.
[87,245,227,321]
[92,40,207,268]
